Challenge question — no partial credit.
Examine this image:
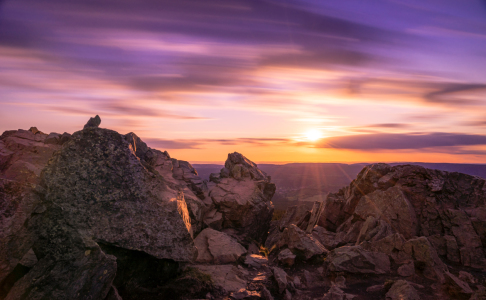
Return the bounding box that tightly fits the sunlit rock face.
[318,163,486,269]
[124,131,208,234]
[205,152,276,245]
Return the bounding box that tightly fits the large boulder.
[194,228,246,264]
[4,119,197,299]
[274,224,328,260]
[205,152,275,244]
[38,126,197,261]
[312,226,339,250]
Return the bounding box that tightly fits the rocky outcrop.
[6,120,198,299]
[4,119,486,300]
[39,125,197,261]
[318,164,486,268]
[0,127,64,288]
[205,152,275,244]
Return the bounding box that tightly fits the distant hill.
[193,162,486,210]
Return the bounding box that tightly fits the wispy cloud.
[315,132,486,150]
[2,0,486,162]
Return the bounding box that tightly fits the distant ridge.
[193,162,486,210]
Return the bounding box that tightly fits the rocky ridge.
[0,117,485,300]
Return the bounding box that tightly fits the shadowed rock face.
[0,127,64,289]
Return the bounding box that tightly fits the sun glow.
[304,129,323,141]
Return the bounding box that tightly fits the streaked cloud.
[315,132,486,150]
[1,0,486,163]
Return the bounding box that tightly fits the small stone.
[458,271,476,284]
[18,249,38,268]
[398,261,415,277]
[44,132,61,145]
[334,275,346,288]
[303,270,315,288]
[29,127,41,134]
[231,288,261,299]
[444,272,473,299]
[105,285,122,300]
[366,285,384,292]
[261,287,274,300]
[278,249,296,266]
[83,115,101,129]
[272,267,288,294]
[293,276,301,288]
[385,280,420,300]
[244,254,268,269]
[323,285,356,300]
[283,289,292,300]
[247,242,260,255]
[60,132,72,144]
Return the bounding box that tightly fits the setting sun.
[305,129,323,141]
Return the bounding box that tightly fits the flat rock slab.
[193,265,247,293]
[194,228,246,264]
[245,254,268,269]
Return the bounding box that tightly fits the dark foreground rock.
[5,121,197,299]
[0,127,63,292]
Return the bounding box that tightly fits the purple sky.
[1,0,486,163]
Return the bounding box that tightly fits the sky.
[1,0,486,163]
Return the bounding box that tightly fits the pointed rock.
[83,114,101,129]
